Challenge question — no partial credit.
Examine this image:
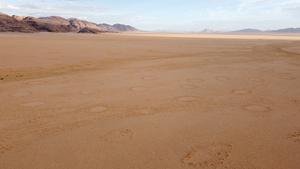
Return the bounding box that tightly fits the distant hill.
[232,28,300,33]
[232,28,262,33]
[112,24,137,32]
[201,29,220,33]
[269,28,300,33]
[0,13,138,33]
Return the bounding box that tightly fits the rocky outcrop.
[78,27,105,34]
[23,17,75,32]
[68,18,105,32]
[97,23,117,32]
[0,13,138,33]
[12,15,26,21]
[0,13,37,32]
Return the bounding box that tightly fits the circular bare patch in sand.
[22,102,44,107]
[232,89,251,95]
[137,109,153,115]
[101,129,134,142]
[81,91,92,95]
[215,76,230,81]
[12,91,31,97]
[244,105,271,112]
[177,96,199,102]
[249,78,264,84]
[142,76,155,80]
[278,73,296,80]
[288,131,300,143]
[280,76,297,80]
[182,143,232,168]
[182,84,199,89]
[25,81,44,85]
[131,86,147,92]
[90,106,107,113]
[187,78,204,83]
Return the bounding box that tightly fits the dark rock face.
[0,13,37,32]
[78,27,104,34]
[0,13,138,33]
[68,18,102,32]
[23,17,75,32]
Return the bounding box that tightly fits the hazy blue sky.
[1,0,300,31]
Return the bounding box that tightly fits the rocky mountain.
[78,27,103,34]
[112,24,137,32]
[12,15,27,21]
[0,13,138,33]
[97,23,116,32]
[0,13,37,32]
[69,18,104,32]
[23,16,75,32]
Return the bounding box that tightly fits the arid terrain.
[0,32,300,169]
[0,12,137,33]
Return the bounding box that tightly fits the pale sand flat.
[0,32,300,169]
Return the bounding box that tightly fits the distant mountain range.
[1,12,299,34]
[0,12,138,33]
[198,28,300,34]
[231,28,300,33]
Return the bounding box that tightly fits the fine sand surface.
[0,32,300,169]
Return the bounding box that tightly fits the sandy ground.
[121,32,300,40]
[0,32,300,169]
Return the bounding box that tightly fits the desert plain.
[0,32,300,169]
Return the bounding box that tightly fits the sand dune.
[0,33,300,169]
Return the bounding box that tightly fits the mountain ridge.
[0,12,138,33]
[232,28,300,33]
